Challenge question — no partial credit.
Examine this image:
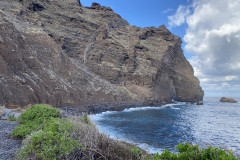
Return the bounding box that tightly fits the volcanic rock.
[0,0,204,107]
[0,109,21,120]
[220,97,237,103]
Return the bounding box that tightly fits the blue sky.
[81,0,240,97]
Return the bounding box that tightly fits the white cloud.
[170,0,240,97]
[162,8,173,14]
[168,5,191,28]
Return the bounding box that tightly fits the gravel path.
[0,120,21,160]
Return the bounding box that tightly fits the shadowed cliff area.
[0,0,204,107]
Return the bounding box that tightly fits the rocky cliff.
[0,0,204,107]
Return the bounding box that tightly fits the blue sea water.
[90,97,240,155]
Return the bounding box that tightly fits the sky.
[81,0,240,97]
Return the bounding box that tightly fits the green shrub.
[12,104,61,138]
[12,118,44,138]
[16,118,82,160]
[11,104,83,160]
[18,104,61,124]
[130,146,143,158]
[82,115,93,126]
[8,115,16,121]
[147,143,239,160]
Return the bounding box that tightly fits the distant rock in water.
[196,102,204,105]
[220,97,237,103]
[0,0,204,107]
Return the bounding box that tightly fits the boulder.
[220,97,237,103]
[0,109,22,120]
[0,110,13,120]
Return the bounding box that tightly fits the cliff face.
[0,0,204,107]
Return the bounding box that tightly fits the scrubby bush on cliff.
[11,104,81,159]
[12,104,149,160]
[16,118,82,160]
[18,104,61,124]
[12,104,61,138]
[147,143,239,160]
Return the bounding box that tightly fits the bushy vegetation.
[12,104,61,138]
[16,118,82,160]
[130,146,143,158]
[18,104,61,124]
[12,104,81,159]
[147,143,239,160]
[12,104,149,160]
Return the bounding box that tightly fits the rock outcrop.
[0,0,204,107]
[0,109,21,120]
[220,97,237,103]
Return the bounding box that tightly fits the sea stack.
[220,97,237,103]
[0,0,204,107]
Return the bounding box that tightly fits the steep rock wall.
[0,0,203,107]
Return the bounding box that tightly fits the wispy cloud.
[162,8,173,14]
[168,5,191,28]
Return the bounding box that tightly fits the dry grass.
[64,116,149,160]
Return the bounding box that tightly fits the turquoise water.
[90,98,240,155]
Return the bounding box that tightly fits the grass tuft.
[8,115,16,121]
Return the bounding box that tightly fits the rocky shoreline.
[0,120,21,160]
[59,100,170,116]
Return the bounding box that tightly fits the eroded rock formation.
[220,97,237,103]
[0,0,204,107]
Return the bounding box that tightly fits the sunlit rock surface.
[0,0,204,107]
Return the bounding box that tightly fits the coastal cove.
[1,0,240,159]
[90,97,240,156]
[2,103,239,159]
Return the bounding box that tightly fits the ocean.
[90,97,240,155]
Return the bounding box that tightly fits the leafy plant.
[12,104,61,139]
[146,143,239,160]
[18,104,61,124]
[12,104,82,160]
[16,118,82,160]
[8,115,16,121]
[82,115,93,126]
[130,146,143,158]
